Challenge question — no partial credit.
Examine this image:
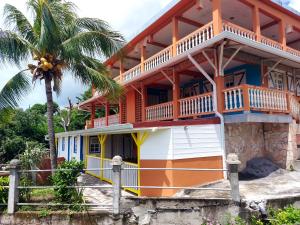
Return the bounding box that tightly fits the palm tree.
[0,0,124,170]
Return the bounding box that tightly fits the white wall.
[57,135,82,161]
[140,125,222,160]
[172,125,222,159]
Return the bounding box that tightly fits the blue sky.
[0,0,299,109]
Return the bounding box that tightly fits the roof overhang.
[55,123,168,137]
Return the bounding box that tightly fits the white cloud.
[0,0,173,108]
[289,0,300,12]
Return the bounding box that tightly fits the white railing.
[144,46,172,72]
[86,155,101,177]
[93,114,120,128]
[176,22,214,55]
[103,158,113,182]
[222,21,256,41]
[122,162,138,191]
[286,46,300,57]
[179,93,214,117]
[260,36,283,50]
[223,86,244,112]
[146,101,174,121]
[123,64,141,82]
[248,87,287,111]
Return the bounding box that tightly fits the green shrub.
[269,205,300,225]
[51,160,84,210]
[0,176,9,204]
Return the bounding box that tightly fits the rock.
[239,157,279,180]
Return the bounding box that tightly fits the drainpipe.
[188,54,227,178]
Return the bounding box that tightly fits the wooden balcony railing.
[222,21,256,41]
[123,64,141,82]
[179,93,214,117]
[290,94,300,120]
[86,114,120,129]
[176,22,214,55]
[144,46,172,72]
[145,101,173,121]
[223,85,291,113]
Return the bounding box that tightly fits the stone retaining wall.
[225,121,299,170]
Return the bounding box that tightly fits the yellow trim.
[85,171,102,179]
[98,134,107,180]
[131,131,149,196]
[86,155,101,159]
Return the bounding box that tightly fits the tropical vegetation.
[0,0,124,169]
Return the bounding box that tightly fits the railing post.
[7,159,21,214]
[243,85,250,112]
[112,155,122,217]
[226,153,241,203]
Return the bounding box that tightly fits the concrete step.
[294,160,300,171]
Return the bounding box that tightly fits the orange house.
[56,0,300,197]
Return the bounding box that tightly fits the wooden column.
[172,17,179,57]
[141,45,146,72]
[214,75,224,113]
[242,84,250,112]
[91,84,96,96]
[91,103,95,128]
[173,72,180,120]
[141,84,147,122]
[252,5,261,41]
[212,0,222,36]
[119,98,123,124]
[105,102,110,126]
[279,20,287,50]
[120,60,124,82]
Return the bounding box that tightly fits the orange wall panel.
[126,90,136,123]
[140,156,224,197]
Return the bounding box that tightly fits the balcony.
[113,20,299,85]
[86,114,119,129]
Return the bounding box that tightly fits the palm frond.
[62,17,125,58]
[0,31,33,66]
[3,4,37,44]
[0,70,31,109]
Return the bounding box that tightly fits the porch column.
[98,134,107,179]
[120,60,124,82]
[91,103,95,128]
[141,84,147,122]
[252,5,261,41]
[105,101,110,126]
[173,72,180,120]
[214,75,224,113]
[119,98,123,124]
[172,16,179,57]
[212,0,222,36]
[141,45,146,72]
[279,20,287,50]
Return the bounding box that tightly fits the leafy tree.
[0,0,124,169]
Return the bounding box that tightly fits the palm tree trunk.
[45,75,57,171]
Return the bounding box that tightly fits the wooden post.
[173,72,180,120]
[91,84,96,96]
[212,0,222,36]
[252,5,261,42]
[119,98,123,124]
[91,103,95,128]
[141,84,147,122]
[141,45,146,72]
[279,20,287,50]
[120,60,124,82]
[172,16,179,57]
[243,84,250,112]
[105,102,110,126]
[214,75,224,112]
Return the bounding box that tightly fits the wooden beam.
[261,20,278,30]
[181,70,203,77]
[177,16,203,27]
[147,40,168,48]
[287,38,300,45]
[212,0,222,35]
[125,56,140,61]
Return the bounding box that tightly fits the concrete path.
[79,173,133,211]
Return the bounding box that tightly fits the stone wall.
[225,123,265,170]
[225,121,299,170]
